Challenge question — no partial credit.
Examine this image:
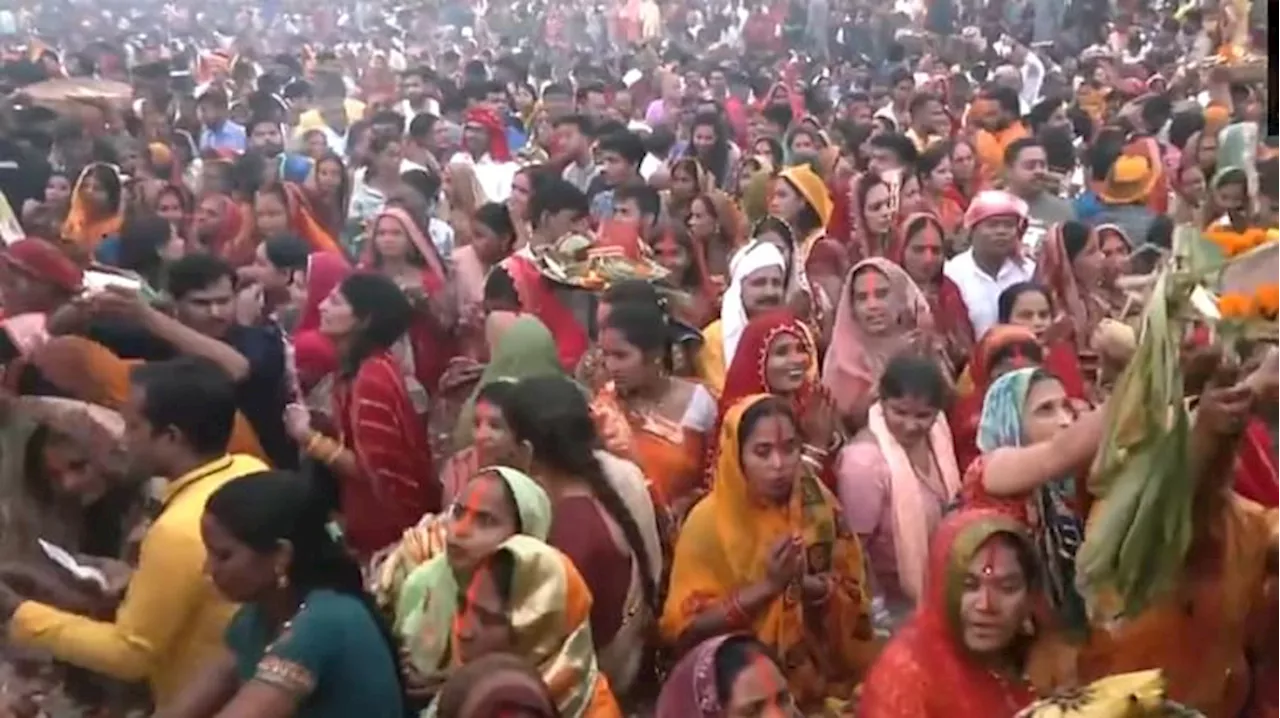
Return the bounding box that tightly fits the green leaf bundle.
[1076,272,1195,622]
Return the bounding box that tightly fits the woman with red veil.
[859,509,1066,717]
[712,309,840,488]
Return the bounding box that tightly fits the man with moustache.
[695,240,788,395]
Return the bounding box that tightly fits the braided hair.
[506,375,660,611]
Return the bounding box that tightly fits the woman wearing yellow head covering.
[62,163,125,251]
[771,164,849,347]
[660,394,879,713]
[442,534,622,717]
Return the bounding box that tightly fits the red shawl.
[501,254,589,371]
[333,351,438,557]
[714,310,834,488]
[859,509,1038,717]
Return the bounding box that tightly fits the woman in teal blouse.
[158,470,407,718]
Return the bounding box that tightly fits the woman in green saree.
[366,316,562,609]
[394,466,552,704]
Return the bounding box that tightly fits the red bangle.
[726,593,749,627]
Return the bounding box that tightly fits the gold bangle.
[320,442,345,465]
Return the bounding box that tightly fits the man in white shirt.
[449,107,519,201]
[944,190,1037,338]
[398,67,441,131]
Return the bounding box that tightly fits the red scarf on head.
[501,255,588,371]
[464,106,511,162]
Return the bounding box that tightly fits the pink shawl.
[865,402,961,602]
[452,244,487,321]
[820,258,935,417]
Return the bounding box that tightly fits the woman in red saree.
[996,282,1089,404]
[847,171,897,263]
[859,509,1065,717]
[291,252,354,405]
[492,251,590,371]
[287,272,438,558]
[948,325,1045,473]
[893,212,975,370]
[360,206,457,392]
[714,310,839,487]
[651,225,719,330]
[917,142,966,237]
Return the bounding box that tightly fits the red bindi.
[455,478,493,534]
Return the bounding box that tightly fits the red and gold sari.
[859,509,1060,717]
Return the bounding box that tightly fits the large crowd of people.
[0,0,1273,715]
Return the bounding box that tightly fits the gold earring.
[276,571,289,590]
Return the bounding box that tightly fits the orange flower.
[1218,292,1255,319]
[1204,228,1274,257]
[1257,284,1280,320]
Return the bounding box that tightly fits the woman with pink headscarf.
[821,258,948,432]
[359,207,457,392]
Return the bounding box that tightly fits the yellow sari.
[469,535,622,718]
[62,163,125,251]
[660,394,880,711]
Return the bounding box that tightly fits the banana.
[1015,670,1170,718]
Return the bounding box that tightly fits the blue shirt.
[200,121,247,154]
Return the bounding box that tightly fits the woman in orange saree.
[948,325,1045,472]
[661,394,878,713]
[859,508,1063,717]
[62,163,125,253]
[226,183,344,266]
[1076,370,1279,718]
[19,335,267,461]
[590,300,714,516]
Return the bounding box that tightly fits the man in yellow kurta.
[0,357,267,708]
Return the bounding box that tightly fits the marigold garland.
[1217,283,1280,320]
[1203,227,1275,258]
